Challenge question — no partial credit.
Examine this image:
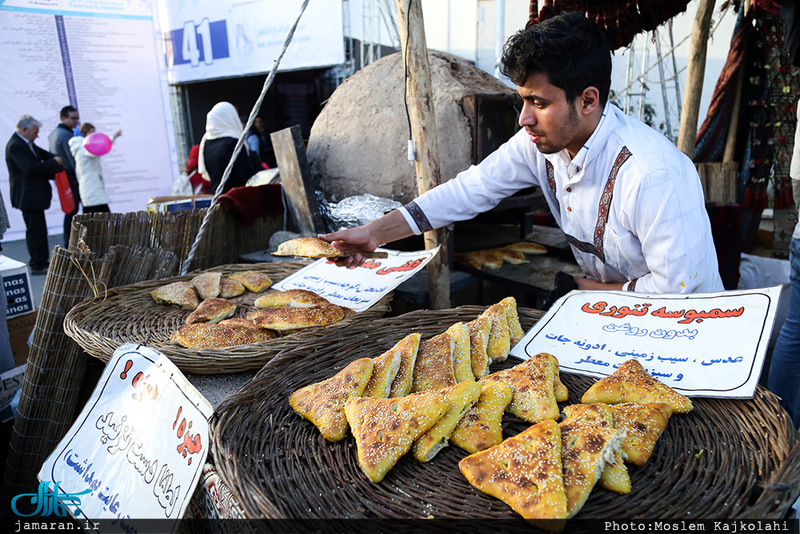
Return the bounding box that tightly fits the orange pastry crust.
[274,237,340,258]
[185,298,236,324]
[150,281,200,310]
[227,271,273,293]
[246,304,346,331]
[170,323,279,348]
[191,272,222,300]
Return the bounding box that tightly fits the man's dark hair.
[60,105,77,119]
[500,11,612,104]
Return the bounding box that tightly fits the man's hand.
[318,209,414,268]
[53,156,63,166]
[318,225,379,268]
[574,276,625,291]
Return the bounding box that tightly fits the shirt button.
[566,187,572,193]
[567,206,572,212]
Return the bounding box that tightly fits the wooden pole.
[722,0,751,163]
[677,0,715,159]
[396,0,451,310]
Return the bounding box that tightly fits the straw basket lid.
[63,262,392,374]
[211,305,800,523]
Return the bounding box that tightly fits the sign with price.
[159,0,344,83]
[38,343,212,531]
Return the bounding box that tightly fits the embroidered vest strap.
[565,146,632,264]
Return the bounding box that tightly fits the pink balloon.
[83,132,112,156]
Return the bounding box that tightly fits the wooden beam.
[677,0,715,159]
[271,125,325,234]
[395,0,451,309]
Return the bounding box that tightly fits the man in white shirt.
[321,11,723,294]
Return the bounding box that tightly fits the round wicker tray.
[211,306,800,527]
[63,262,393,374]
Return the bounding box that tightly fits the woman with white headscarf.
[197,102,257,194]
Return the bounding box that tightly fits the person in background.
[254,115,277,169]
[185,144,211,194]
[48,105,81,247]
[321,12,723,295]
[5,115,63,275]
[198,102,256,194]
[69,123,121,213]
[767,100,800,430]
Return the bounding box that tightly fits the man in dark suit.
[5,115,63,274]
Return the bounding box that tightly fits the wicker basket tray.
[63,262,393,374]
[211,305,800,527]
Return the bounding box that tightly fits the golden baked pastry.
[274,237,340,258]
[413,381,481,462]
[388,333,422,398]
[539,352,569,403]
[472,250,504,270]
[559,417,625,518]
[450,379,513,454]
[254,289,329,308]
[581,359,693,413]
[170,323,279,348]
[446,322,474,383]
[344,390,450,482]
[505,241,548,255]
[454,253,482,270]
[498,296,525,346]
[218,317,261,328]
[411,331,456,392]
[610,402,673,466]
[247,304,345,331]
[150,281,200,310]
[466,315,493,379]
[219,277,245,298]
[561,403,630,495]
[288,357,374,441]
[482,303,511,362]
[228,271,273,293]
[494,248,528,265]
[363,345,402,399]
[458,419,569,521]
[482,353,559,424]
[191,272,222,300]
[185,298,236,325]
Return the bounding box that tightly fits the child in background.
[69,123,121,213]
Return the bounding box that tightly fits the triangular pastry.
[466,316,493,379]
[446,322,474,383]
[498,296,525,346]
[185,298,236,325]
[191,272,222,300]
[363,345,402,398]
[494,248,528,265]
[482,353,559,424]
[482,303,511,362]
[288,358,374,442]
[388,333,421,398]
[610,402,673,466]
[411,331,456,392]
[344,391,450,482]
[228,270,273,293]
[539,352,568,402]
[505,242,547,255]
[561,403,630,495]
[450,379,513,454]
[413,381,481,462]
[218,277,245,298]
[559,417,624,518]
[151,281,200,310]
[581,359,693,413]
[473,249,504,269]
[454,253,483,270]
[458,419,569,521]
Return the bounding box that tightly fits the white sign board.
[0,0,178,242]
[510,287,782,399]
[38,343,212,531]
[273,247,440,312]
[156,0,344,84]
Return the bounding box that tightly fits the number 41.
[182,19,213,67]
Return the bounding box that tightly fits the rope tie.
[71,240,107,302]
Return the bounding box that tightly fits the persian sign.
[273,247,439,312]
[38,343,212,531]
[510,287,782,398]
